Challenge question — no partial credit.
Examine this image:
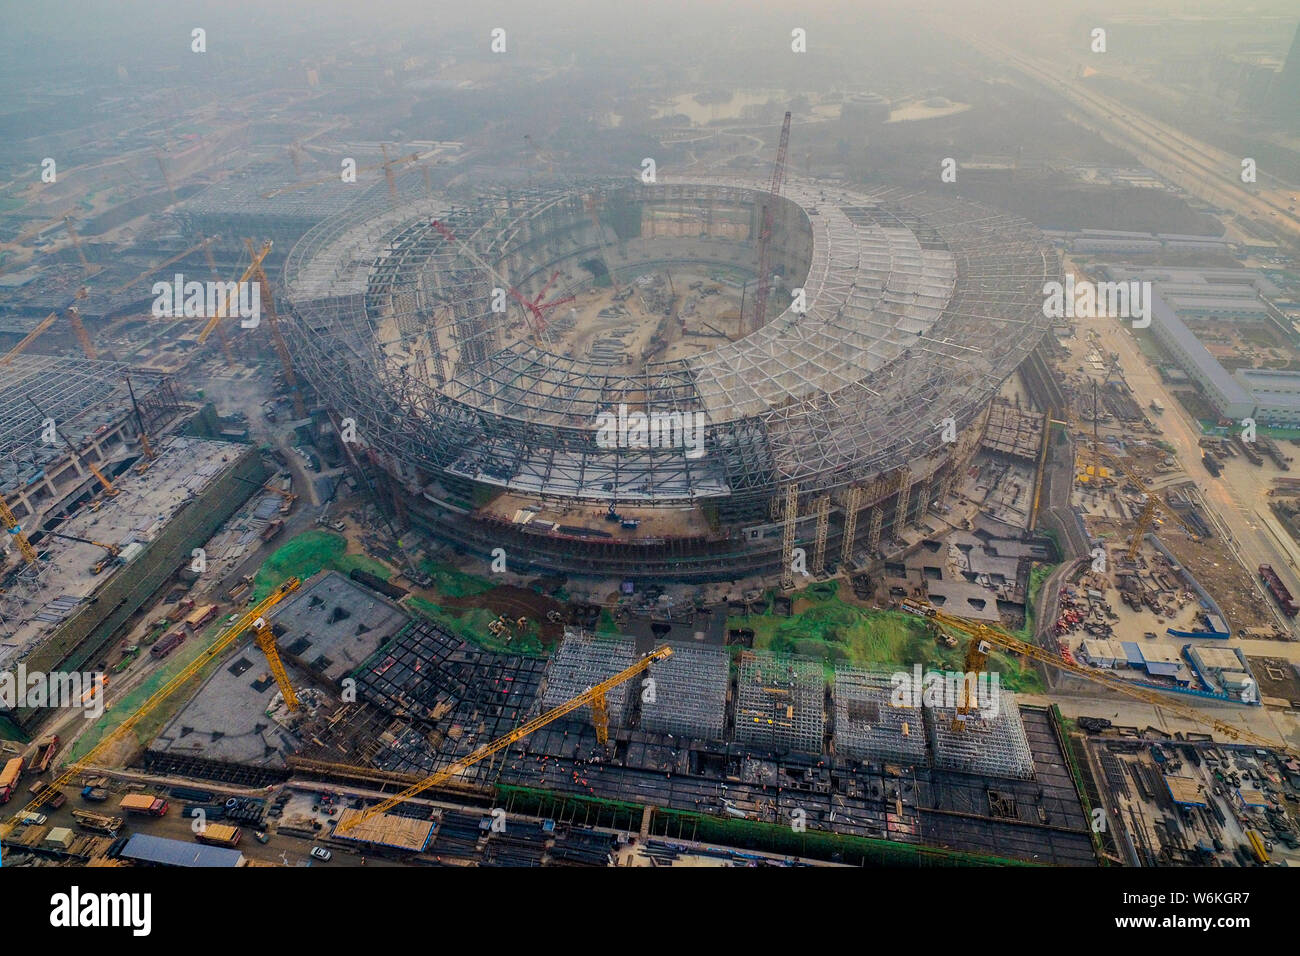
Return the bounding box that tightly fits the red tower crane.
[429,219,570,344]
[509,270,574,337]
[748,111,792,335]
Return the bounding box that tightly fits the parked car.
[310,846,332,862]
[255,831,270,844]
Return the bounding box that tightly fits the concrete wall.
[9,447,266,731]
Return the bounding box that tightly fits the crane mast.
[748,111,791,334]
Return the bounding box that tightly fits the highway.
[949,26,1300,246]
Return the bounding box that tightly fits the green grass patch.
[727,579,1042,692]
[1012,562,1058,642]
[406,596,547,657]
[68,618,240,763]
[418,560,496,598]
[251,530,390,602]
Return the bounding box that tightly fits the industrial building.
[0,435,265,731]
[0,355,181,528]
[1097,265,1300,424]
[119,833,246,868]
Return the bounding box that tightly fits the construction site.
[281,153,1057,582]
[3,18,1300,879]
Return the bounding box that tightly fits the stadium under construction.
[282,176,1059,581]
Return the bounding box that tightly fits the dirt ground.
[1247,655,1300,704]
[441,585,567,643]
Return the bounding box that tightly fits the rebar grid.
[733,651,824,754]
[832,667,927,765]
[540,630,638,730]
[638,642,729,740]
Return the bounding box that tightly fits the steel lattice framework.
[281,176,1057,573]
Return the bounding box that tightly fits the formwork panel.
[832,667,927,765]
[733,651,824,754]
[639,642,729,741]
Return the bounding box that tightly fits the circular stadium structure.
[282,177,1059,581]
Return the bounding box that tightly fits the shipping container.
[196,823,242,848]
[119,794,169,816]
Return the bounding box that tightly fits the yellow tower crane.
[241,238,307,420]
[1,287,92,366]
[1103,452,1205,560]
[200,237,236,366]
[911,603,1293,755]
[0,493,38,565]
[1055,405,1204,558]
[251,614,300,711]
[338,645,673,833]
[25,394,118,498]
[197,239,272,346]
[21,578,301,816]
[0,313,58,367]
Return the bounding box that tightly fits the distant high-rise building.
[1275,22,1300,129]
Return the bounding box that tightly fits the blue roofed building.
[119,833,246,867]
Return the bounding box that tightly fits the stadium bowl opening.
[283,177,1058,581]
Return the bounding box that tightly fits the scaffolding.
[541,630,638,731]
[840,483,864,565]
[893,468,913,540]
[780,482,798,589]
[733,651,824,754]
[811,494,830,574]
[927,696,1035,780]
[639,642,729,740]
[832,667,927,765]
